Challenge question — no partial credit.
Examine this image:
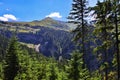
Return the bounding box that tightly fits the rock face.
[35,44,41,52]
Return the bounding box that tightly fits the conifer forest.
[0,0,120,80]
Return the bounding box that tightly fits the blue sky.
[0,0,98,22]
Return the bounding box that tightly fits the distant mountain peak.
[32,17,54,22]
[44,17,53,20]
[41,17,56,22]
[29,17,76,30]
[32,20,40,22]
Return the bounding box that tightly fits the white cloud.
[4,14,17,20]
[46,12,62,18]
[0,17,8,21]
[0,14,17,21]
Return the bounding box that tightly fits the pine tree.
[109,0,120,79]
[68,0,89,67]
[15,49,39,80]
[67,51,90,80]
[91,0,114,80]
[3,36,20,80]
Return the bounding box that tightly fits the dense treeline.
[0,36,102,80]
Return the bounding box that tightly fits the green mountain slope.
[27,17,75,30]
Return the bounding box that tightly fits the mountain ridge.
[0,17,76,31]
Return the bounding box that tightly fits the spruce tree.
[91,0,113,80]
[67,51,90,80]
[98,0,120,79]
[110,0,120,79]
[68,0,89,67]
[15,49,39,80]
[4,36,20,80]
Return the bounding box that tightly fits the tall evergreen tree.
[67,51,90,80]
[99,0,120,79]
[91,0,114,80]
[68,0,89,68]
[3,36,20,80]
[110,0,120,79]
[14,49,39,80]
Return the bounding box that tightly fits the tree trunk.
[115,12,120,80]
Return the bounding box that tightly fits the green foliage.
[68,0,93,72]
[15,50,38,80]
[47,63,58,80]
[4,36,20,80]
[58,69,68,80]
[66,51,90,80]
[0,62,3,79]
[90,70,102,80]
[108,71,117,80]
[0,34,111,80]
[91,0,120,79]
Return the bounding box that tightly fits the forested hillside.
[0,21,77,58]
